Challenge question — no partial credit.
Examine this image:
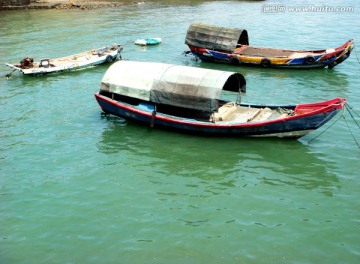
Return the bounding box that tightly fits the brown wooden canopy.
[185,22,249,52]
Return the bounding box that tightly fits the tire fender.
[106,55,114,63]
[305,56,315,64]
[260,58,271,68]
[229,57,241,66]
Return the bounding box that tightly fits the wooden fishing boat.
[5,44,123,76]
[95,61,345,138]
[185,22,353,69]
[134,38,162,46]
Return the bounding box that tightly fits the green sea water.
[1,1,359,263]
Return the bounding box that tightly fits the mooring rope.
[342,114,360,149]
[307,102,360,147]
[345,103,360,120]
[339,103,360,148]
[307,107,345,144]
[353,43,360,64]
[344,103,360,149]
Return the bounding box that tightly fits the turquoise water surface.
[1,0,360,263]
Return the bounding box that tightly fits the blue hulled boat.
[95,61,345,138]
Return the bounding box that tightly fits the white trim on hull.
[249,130,313,138]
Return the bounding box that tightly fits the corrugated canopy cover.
[100,61,246,112]
[185,22,249,52]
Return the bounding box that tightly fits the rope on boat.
[307,107,345,144]
[307,102,359,148]
[308,103,360,148]
[342,114,360,149]
[354,43,360,64]
[345,103,360,121]
[344,103,360,148]
[4,69,16,79]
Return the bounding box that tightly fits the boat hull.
[95,93,344,139]
[6,44,123,76]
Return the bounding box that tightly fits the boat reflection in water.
[97,120,339,197]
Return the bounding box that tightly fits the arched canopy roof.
[185,22,249,52]
[101,61,246,112]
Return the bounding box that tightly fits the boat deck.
[210,103,290,123]
[234,46,295,57]
[35,53,98,67]
[226,107,288,122]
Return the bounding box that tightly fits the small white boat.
[5,44,123,76]
[134,38,162,46]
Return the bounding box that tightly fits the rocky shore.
[0,0,141,10]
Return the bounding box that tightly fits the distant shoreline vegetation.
[0,1,140,10]
[0,0,267,11]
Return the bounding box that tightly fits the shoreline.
[0,0,264,10]
[0,1,141,10]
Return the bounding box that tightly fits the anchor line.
[345,104,360,129]
[307,107,345,144]
[342,114,360,149]
[353,43,360,64]
[345,103,360,120]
